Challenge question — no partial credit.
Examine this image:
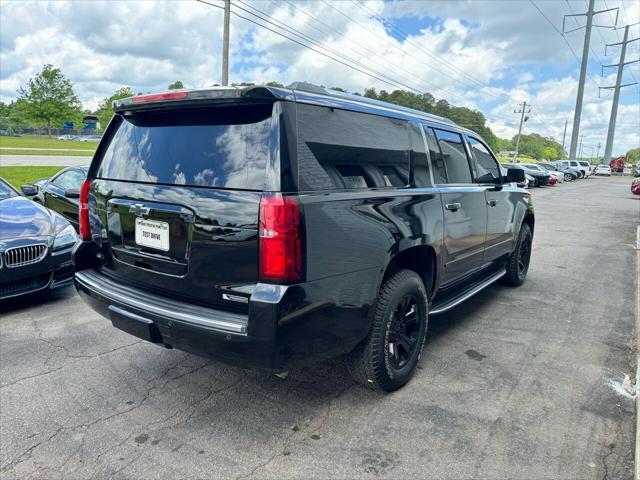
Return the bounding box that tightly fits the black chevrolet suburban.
[73,83,533,392]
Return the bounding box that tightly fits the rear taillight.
[259,193,302,283]
[79,179,92,240]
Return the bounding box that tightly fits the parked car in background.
[72,84,534,392]
[508,163,551,187]
[594,164,612,176]
[556,160,590,178]
[0,177,77,300]
[631,163,640,177]
[29,166,88,231]
[632,178,640,196]
[546,162,578,181]
[525,173,535,188]
[522,163,562,183]
[57,134,75,141]
[536,162,568,182]
[578,161,592,177]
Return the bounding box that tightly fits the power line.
[197,0,515,129]
[529,0,601,88]
[196,0,434,95]
[350,0,514,102]
[235,0,471,105]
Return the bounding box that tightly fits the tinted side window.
[53,170,84,190]
[433,129,473,184]
[467,137,500,183]
[296,104,410,190]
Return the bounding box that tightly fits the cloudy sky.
[1,0,638,155]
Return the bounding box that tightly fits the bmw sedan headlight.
[52,224,78,251]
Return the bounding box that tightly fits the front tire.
[502,223,532,286]
[346,270,428,392]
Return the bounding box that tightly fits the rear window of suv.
[97,104,272,190]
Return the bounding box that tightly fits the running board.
[430,268,506,315]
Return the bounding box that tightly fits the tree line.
[1,65,635,162]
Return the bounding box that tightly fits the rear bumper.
[75,269,279,370]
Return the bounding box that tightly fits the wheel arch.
[522,211,535,235]
[378,245,437,300]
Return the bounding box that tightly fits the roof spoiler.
[112,86,281,113]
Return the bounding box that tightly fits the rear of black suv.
[74,85,534,392]
[74,89,307,371]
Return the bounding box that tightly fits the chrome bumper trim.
[75,270,248,334]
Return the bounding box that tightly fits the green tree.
[17,64,82,136]
[167,81,185,90]
[542,146,558,160]
[626,147,640,163]
[94,87,134,130]
[265,81,284,88]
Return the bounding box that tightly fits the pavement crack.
[0,366,64,389]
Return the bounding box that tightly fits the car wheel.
[564,173,571,182]
[501,223,532,287]
[346,269,428,392]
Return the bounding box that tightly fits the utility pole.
[600,24,639,164]
[513,101,530,162]
[596,141,601,160]
[222,0,231,86]
[563,0,619,159]
[578,135,584,159]
[561,119,568,151]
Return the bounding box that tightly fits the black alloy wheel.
[346,269,428,392]
[517,232,532,277]
[387,294,421,370]
[501,223,533,286]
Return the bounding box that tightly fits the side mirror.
[20,184,37,196]
[505,168,526,184]
[64,189,80,199]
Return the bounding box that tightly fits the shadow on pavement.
[0,284,76,316]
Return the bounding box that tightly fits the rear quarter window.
[97,104,273,190]
[295,104,411,191]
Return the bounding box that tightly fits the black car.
[507,163,551,187]
[73,84,534,392]
[29,166,89,231]
[0,178,77,300]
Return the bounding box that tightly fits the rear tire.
[501,223,532,287]
[346,270,428,392]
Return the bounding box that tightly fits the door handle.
[487,199,497,207]
[445,203,461,212]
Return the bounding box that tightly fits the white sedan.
[594,164,612,176]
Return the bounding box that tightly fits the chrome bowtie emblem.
[129,204,150,216]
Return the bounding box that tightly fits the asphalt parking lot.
[1,177,637,479]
